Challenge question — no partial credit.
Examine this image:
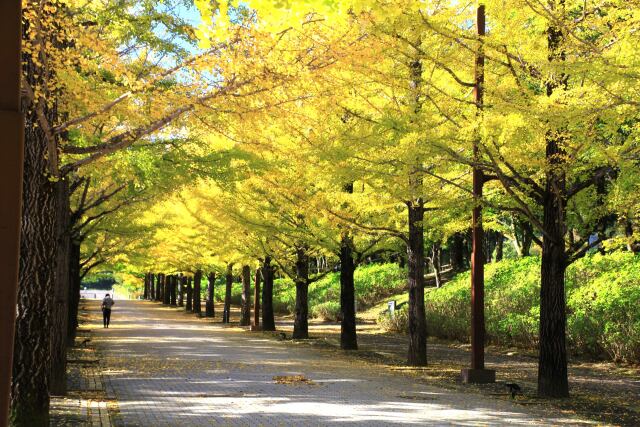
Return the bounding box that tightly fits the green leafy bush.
[310,301,341,321]
[423,252,640,363]
[378,305,409,333]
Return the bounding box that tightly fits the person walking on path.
[101,293,115,328]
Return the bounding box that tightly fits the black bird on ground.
[505,382,522,398]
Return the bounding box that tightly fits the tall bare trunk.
[431,243,442,288]
[538,136,569,398]
[185,277,193,312]
[206,272,215,317]
[66,242,81,345]
[163,274,170,305]
[178,275,184,307]
[50,180,71,395]
[292,247,310,339]
[193,270,202,315]
[11,81,58,427]
[149,273,155,302]
[407,199,427,366]
[261,257,275,331]
[240,266,251,326]
[340,235,357,350]
[252,269,261,328]
[170,275,177,306]
[222,264,233,323]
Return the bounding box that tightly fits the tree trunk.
[449,232,465,272]
[158,274,164,302]
[407,199,427,366]
[222,264,233,323]
[340,235,358,350]
[165,275,170,304]
[484,230,496,263]
[261,257,276,331]
[240,266,251,326]
[193,270,202,316]
[538,136,569,398]
[143,273,148,300]
[206,272,215,317]
[511,216,535,258]
[185,277,193,312]
[178,275,184,307]
[11,85,58,427]
[431,243,442,288]
[153,274,158,301]
[50,180,72,396]
[170,275,177,306]
[66,242,81,345]
[252,269,261,329]
[156,274,162,301]
[148,273,153,300]
[495,233,504,261]
[293,247,310,339]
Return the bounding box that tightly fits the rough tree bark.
[536,13,570,398]
[261,257,276,331]
[538,136,570,397]
[50,180,71,396]
[407,198,427,366]
[340,235,358,350]
[11,80,58,427]
[66,241,81,345]
[222,264,233,323]
[293,247,310,340]
[193,270,202,316]
[240,266,251,326]
[205,272,215,317]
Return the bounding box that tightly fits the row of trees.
[11,0,640,425]
[141,268,276,331]
[13,0,317,424]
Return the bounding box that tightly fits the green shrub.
[378,305,409,333]
[566,252,640,362]
[268,263,406,317]
[424,252,640,363]
[310,301,341,321]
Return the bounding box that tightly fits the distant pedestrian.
[102,293,115,328]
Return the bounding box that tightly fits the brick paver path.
[93,301,590,426]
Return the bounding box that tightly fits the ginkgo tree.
[16,2,640,423]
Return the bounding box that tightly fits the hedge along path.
[91,299,587,426]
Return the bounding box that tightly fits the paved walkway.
[92,300,591,426]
